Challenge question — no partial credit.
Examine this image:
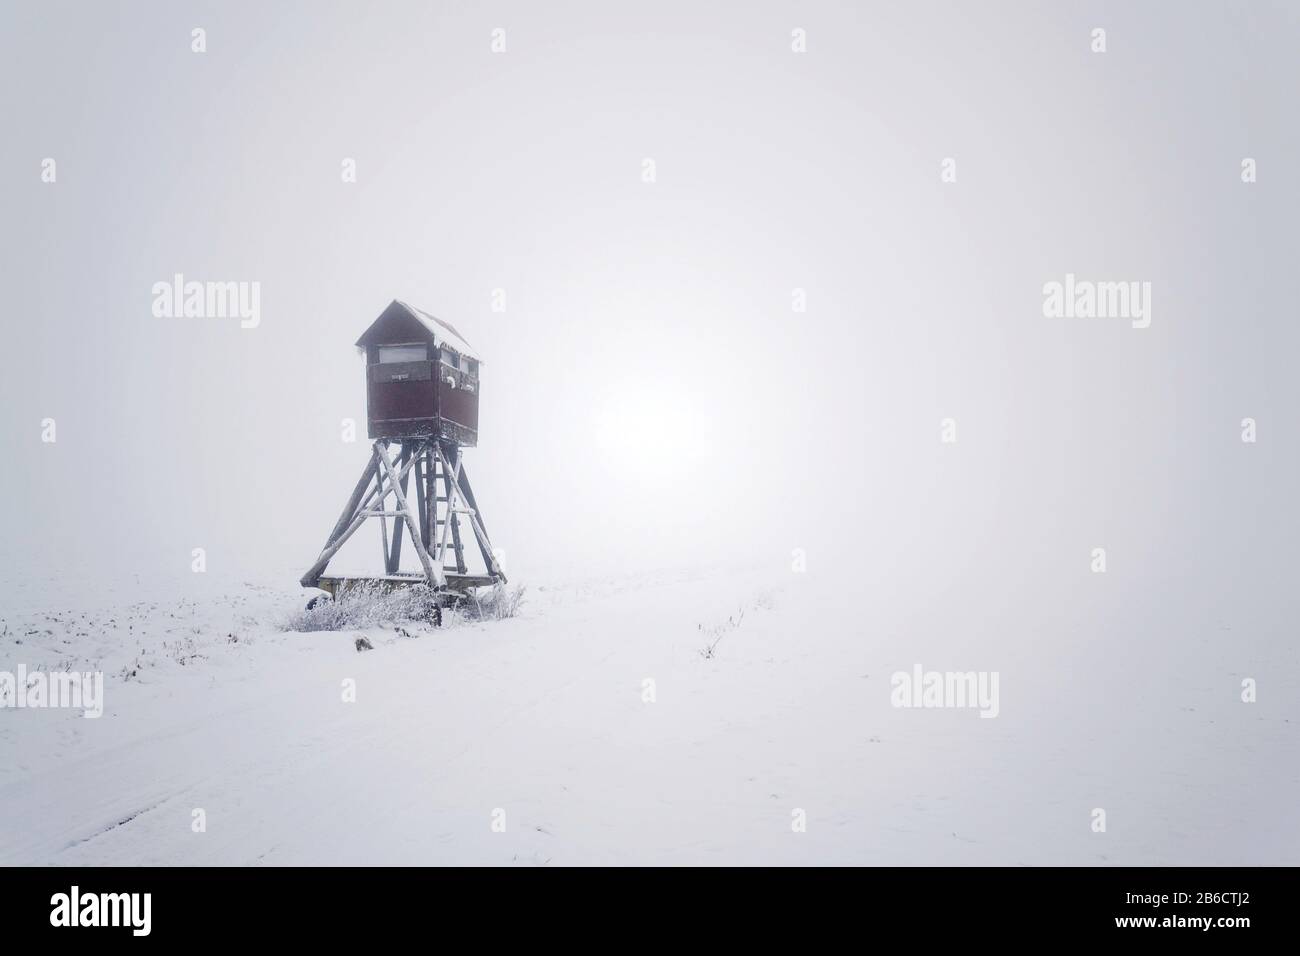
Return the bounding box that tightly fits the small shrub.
[282,582,445,632]
[699,608,744,660]
[464,584,527,622]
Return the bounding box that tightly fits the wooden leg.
[452,449,504,581]
[414,449,429,554]
[441,452,467,574]
[375,441,442,588]
[423,445,436,549]
[373,443,390,570]
[387,442,411,573]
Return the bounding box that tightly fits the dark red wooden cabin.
[355,300,482,445]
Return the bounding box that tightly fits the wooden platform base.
[315,573,496,601]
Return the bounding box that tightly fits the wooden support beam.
[432,443,458,569]
[352,439,425,517]
[441,447,468,574]
[373,444,390,570]
[425,445,437,549]
[465,510,502,582]
[452,449,504,581]
[375,441,442,588]
[414,450,429,553]
[387,443,412,573]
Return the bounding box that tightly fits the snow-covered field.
[2,563,1296,866]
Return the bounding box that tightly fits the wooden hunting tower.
[301,300,504,602]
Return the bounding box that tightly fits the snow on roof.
[395,300,481,363]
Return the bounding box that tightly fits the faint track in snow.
[62,796,175,851]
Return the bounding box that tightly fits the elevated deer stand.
[302,300,504,611]
[300,438,504,603]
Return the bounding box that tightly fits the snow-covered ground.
[1,563,1297,865]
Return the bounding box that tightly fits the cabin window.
[378,344,427,364]
[466,359,479,376]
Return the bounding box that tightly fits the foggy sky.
[2,0,1298,618]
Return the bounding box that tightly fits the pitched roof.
[355,299,482,363]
